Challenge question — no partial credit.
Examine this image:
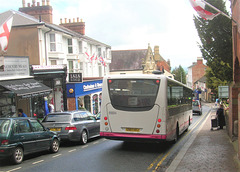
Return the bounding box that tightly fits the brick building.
[230,0,240,160]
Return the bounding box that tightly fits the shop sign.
[0,56,29,78]
[83,82,102,92]
[32,65,66,70]
[69,73,82,83]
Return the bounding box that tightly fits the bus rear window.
[108,79,160,110]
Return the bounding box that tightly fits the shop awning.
[0,78,52,98]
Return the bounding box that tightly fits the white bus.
[100,74,192,142]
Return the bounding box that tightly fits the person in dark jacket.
[18,109,27,117]
[216,104,225,129]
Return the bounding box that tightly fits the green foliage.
[205,67,228,94]
[193,0,233,84]
[172,65,186,84]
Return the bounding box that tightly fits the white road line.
[68,149,76,152]
[93,141,99,144]
[82,145,88,148]
[32,160,44,165]
[6,167,22,172]
[52,154,62,158]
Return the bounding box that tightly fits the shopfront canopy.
[0,78,52,98]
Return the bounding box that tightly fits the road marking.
[52,154,62,158]
[6,167,22,172]
[147,109,210,171]
[69,149,76,152]
[82,145,88,148]
[32,160,44,165]
[93,141,99,144]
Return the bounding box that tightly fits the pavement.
[166,103,239,172]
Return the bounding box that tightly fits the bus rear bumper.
[100,132,167,140]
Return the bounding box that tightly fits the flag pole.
[201,0,235,22]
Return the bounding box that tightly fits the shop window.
[92,94,98,115]
[84,95,91,112]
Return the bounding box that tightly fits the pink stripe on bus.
[100,132,167,139]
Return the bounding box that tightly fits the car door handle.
[21,136,25,139]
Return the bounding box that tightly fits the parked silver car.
[42,110,100,144]
[192,100,202,115]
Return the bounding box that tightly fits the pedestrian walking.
[18,109,27,117]
[216,104,225,129]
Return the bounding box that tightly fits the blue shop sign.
[67,80,102,98]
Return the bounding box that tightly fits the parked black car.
[0,117,60,164]
[42,110,100,144]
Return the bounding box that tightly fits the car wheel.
[11,147,24,164]
[50,139,59,153]
[80,130,88,145]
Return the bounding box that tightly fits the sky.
[0,0,230,69]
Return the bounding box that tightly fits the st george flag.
[189,0,220,20]
[99,56,106,67]
[0,16,13,52]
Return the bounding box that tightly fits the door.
[16,119,37,154]
[29,119,51,151]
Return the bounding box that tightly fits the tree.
[193,0,233,85]
[172,65,186,84]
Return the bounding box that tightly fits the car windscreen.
[42,113,71,122]
[108,79,160,111]
[192,101,199,106]
[0,119,10,135]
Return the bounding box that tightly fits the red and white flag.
[0,16,13,52]
[189,0,220,20]
[85,52,90,61]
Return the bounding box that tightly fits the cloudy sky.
[1,0,229,69]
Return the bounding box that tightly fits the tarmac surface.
[166,103,239,172]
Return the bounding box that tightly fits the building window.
[98,48,101,57]
[69,61,73,73]
[51,60,57,65]
[79,41,83,53]
[68,39,73,54]
[50,34,56,52]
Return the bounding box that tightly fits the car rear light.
[1,140,9,145]
[65,126,77,130]
[199,105,201,109]
[108,80,112,84]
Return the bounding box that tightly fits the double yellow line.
[147,108,211,171]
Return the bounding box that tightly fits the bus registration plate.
[126,128,140,132]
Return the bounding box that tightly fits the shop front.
[67,80,102,115]
[0,56,52,118]
[30,65,68,112]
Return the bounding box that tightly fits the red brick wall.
[192,59,207,84]
[156,61,170,73]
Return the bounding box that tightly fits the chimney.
[32,0,36,7]
[60,18,86,35]
[197,57,203,65]
[19,0,53,23]
[22,0,26,7]
[46,0,50,6]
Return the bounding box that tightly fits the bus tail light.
[157,124,161,128]
[158,119,162,122]
[105,122,108,126]
[156,129,160,133]
[104,117,108,120]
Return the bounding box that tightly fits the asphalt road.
[0,103,211,172]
